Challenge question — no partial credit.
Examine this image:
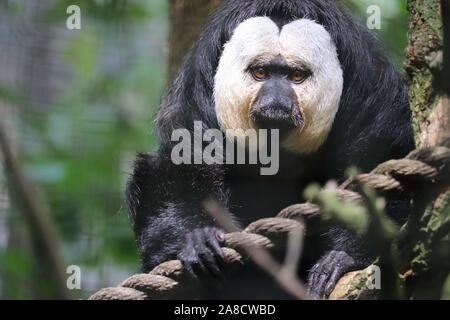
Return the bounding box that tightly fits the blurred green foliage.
[0,0,408,299]
[0,0,167,299]
[345,0,408,68]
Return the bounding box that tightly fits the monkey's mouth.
[249,107,304,137]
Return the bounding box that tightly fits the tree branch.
[0,121,69,299]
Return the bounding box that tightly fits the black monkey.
[127,0,414,298]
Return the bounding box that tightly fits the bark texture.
[406,0,449,146]
[403,0,450,299]
[167,0,222,81]
[335,0,450,300]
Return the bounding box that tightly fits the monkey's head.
[157,0,403,159]
[214,17,343,154]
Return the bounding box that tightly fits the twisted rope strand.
[89,146,450,300]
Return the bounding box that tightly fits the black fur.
[126,0,414,298]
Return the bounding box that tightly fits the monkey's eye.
[290,70,309,84]
[251,67,268,81]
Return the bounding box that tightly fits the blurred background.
[0,0,408,299]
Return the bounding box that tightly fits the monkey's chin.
[281,127,329,155]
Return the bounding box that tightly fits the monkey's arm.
[307,197,411,298]
[307,227,373,298]
[126,152,228,276]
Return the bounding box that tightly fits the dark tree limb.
[0,121,69,299]
[167,0,222,82]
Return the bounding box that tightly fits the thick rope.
[89,146,450,300]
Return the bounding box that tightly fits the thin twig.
[281,226,304,276]
[203,199,312,300]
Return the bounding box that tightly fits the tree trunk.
[167,0,223,81]
[334,0,450,300]
[403,0,450,299]
[406,0,450,147]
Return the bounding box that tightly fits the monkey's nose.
[250,105,303,134]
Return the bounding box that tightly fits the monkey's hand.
[177,227,227,279]
[307,250,360,299]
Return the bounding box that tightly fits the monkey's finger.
[324,268,343,297]
[181,259,198,280]
[307,264,327,299]
[204,229,225,261]
[324,251,358,297]
[313,273,329,299]
[213,228,225,243]
[192,229,207,248]
[192,257,210,276]
[306,274,319,297]
[191,232,212,275]
[199,250,223,279]
[208,240,225,261]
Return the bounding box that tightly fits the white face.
[214,17,344,154]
